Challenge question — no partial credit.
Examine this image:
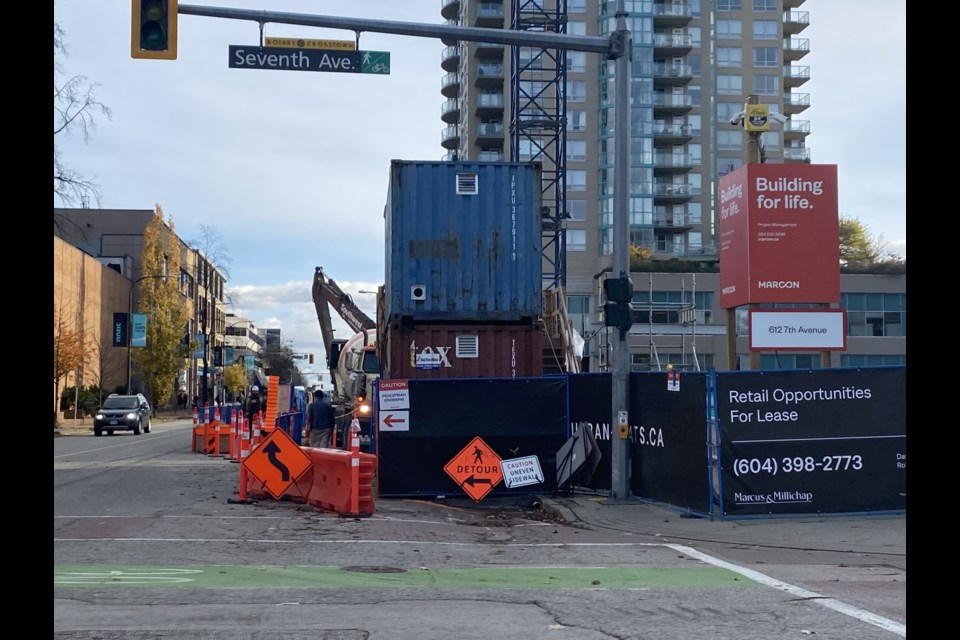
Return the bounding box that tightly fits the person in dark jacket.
[305,390,336,448]
[244,385,264,436]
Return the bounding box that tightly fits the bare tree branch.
[53,15,112,208]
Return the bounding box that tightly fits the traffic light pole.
[610,6,631,500]
[171,2,634,499]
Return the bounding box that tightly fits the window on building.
[632,291,714,325]
[687,114,701,135]
[688,143,702,164]
[842,293,906,337]
[687,54,701,77]
[566,199,586,221]
[760,131,780,150]
[567,169,586,191]
[517,140,535,161]
[760,354,823,370]
[687,202,702,224]
[566,80,586,102]
[717,0,741,10]
[717,130,743,150]
[630,352,712,372]
[567,140,587,162]
[753,46,779,67]
[753,75,779,95]
[688,26,701,47]
[753,20,778,40]
[566,51,586,73]
[567,110,586,132]
[718,157,744,176]
[566,229,587,252]
[716,101,741,121]
[520,80,547,98]
[841,354,907,367]
[688,84,701,106]
[567,294,590,322]
[518,48,544,70]
[568,21,586,36]
[754,0,777,10]
[568,0,586,12]
[717,75,742,95]
[717,20,742,39]
[717,46,742,67]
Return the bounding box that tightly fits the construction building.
[439,0,904,371]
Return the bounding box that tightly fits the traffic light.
[131,0,178,60]
[309,354,315,364]
[603,302,634,333]
[603,276,633,304]
[603,276,634,335]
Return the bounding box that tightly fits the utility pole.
[609,2,631,501]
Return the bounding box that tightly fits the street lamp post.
[224,319,255,400]
[126,274,168,393]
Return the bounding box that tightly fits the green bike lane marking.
[54,565,759,589]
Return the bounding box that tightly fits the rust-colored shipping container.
[380,323,544,380]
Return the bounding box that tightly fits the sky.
[54,1,906,387]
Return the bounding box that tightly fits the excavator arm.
[313,267,376,335]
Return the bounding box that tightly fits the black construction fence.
[372,366,906,519]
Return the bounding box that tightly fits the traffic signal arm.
[131,0,178,60]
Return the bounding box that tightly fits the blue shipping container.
[384,160,543,323]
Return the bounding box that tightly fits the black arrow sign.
[463,475,492,487]
[263,440,290,481]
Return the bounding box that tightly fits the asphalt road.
[55,418,905,639]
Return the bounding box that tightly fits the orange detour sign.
[241,428,312,499]
[443,436,503,502]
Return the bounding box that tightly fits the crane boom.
[313,267,376,335]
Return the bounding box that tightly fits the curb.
[537,496,578,524]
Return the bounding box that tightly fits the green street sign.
[229,46,390,75]
[360,50,390,74]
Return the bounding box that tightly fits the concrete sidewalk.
[539,493,905,554]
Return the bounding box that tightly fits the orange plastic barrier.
[192,419,231,456]
[238,445,376,517]
[303,447,376,517]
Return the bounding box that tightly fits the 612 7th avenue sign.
[228,46,390,74]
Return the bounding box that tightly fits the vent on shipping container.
[410,284,427,301]
[456,335,479,358]
[455,173,478,195]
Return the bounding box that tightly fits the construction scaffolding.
[596,273,702,372]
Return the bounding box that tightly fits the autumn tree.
[54,15,112,217]
[261,342,305,386]
[132,206,191,409]
[223,363,248,401]
[53,302,90,427]
[629,245,654,269]
[838,216,884,267]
